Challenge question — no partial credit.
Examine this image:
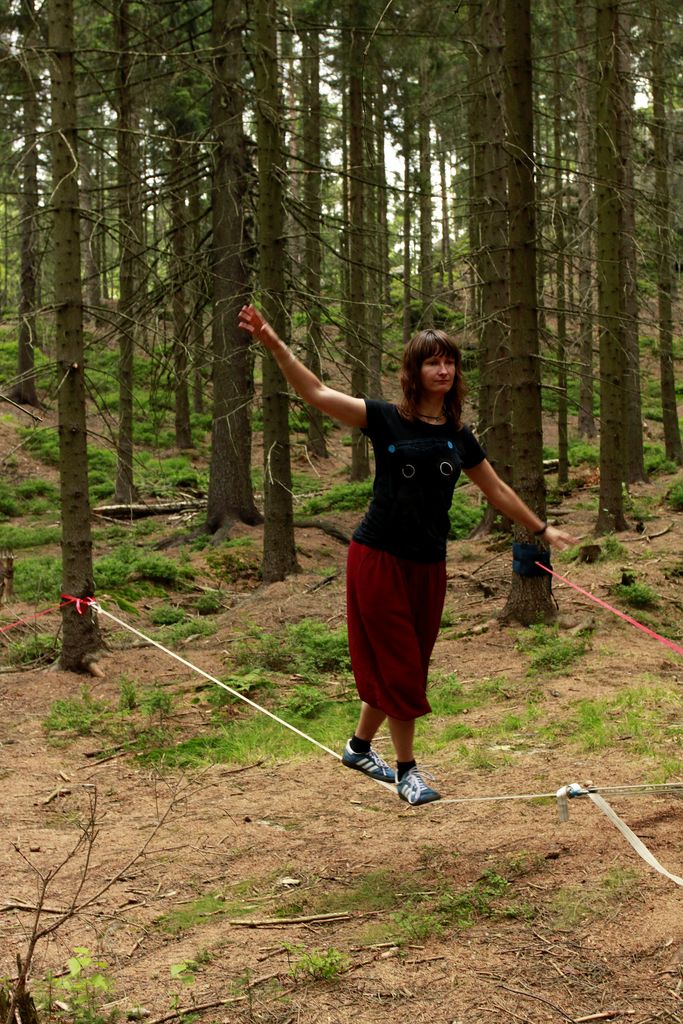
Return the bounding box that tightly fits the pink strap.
[536,562,683,657]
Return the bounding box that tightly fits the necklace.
[417,408,446,422]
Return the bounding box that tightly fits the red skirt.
[346,540,447,721]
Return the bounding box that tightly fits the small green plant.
[43,946,114,1024]
[170,960,198,986]
[141,686,174,725]
[600,534,627,560]
[118,676,138,711]
[196,591,222,615]
[284,684,328,719]
[285,945,349,982]
[150,605,186,626]
[391,907,443,942]
[206,670,275,710]
[666,479,683,511]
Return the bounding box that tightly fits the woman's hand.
[238,304,281,350]
[541,524,577,551]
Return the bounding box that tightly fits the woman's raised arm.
[238,304,368,429]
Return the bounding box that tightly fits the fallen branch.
[41,788,71,806]
[574,1012,635,1023]
[93,501,204,520]
[229,911,350,927]
[145,994,247,1024]
[0,903,68,916]
[292,517,351,544]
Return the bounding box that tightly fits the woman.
[238,304,575,805]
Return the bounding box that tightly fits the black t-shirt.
[352,400,487,563]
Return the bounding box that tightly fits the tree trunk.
[595,0,627,532]
[553,12,568,486]
[500,0,554,625]
[79,142,102,315]
[255,0,298,580]
[437,135,453,299]
[476,0,512,534]
[48,0,101,670]
[347,0,369,480]
[114,0,139,504]
[301,27,327,457]
[467,0,484,331]
[10,0,40,407]
[617,13,646,484]
[207,0,261,534]
[650,0,683,466]
[365,67,383,398]
[574,0,596,438]
[417,51,433,327]
[189,167,206,416]
[169,136,193,450]
[402,108,413,346]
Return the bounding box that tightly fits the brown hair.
[397,328,467,427]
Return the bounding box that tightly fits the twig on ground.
[496,984,574,1022]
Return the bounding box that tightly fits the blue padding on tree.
[512,542,552,578]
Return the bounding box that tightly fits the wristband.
[533,521,548,537]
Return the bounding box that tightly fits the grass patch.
[613,581,659,609]
[551,868,640,928]
[543,685,681,758]
[155,894,249,935]
[14,555,62,603]
[298,481,374,515]
[205,537,261,585]
[140,697,359,768]
[0,524,62,550]
[4,631,59,666]
[44,688,111,736]
[666,479,683,511]
[448,492,483,539]
[233,619,350,680]
[516,623,590,675]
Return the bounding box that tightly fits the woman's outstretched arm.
[238,304,368,429]
[464,459,577,550]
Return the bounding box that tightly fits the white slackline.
[93,603,400,789]
[588,791,683,887]
[92,602,683,881]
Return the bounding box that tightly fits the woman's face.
[419,352,456,397]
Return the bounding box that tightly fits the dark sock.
[349,735,371,754]
[397,759,416,781]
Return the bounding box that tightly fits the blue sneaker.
[397,766,441,805]
[342,741,396,783]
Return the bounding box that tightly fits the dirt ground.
[0,410,682,1024]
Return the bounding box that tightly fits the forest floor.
[0,402,682,1024]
